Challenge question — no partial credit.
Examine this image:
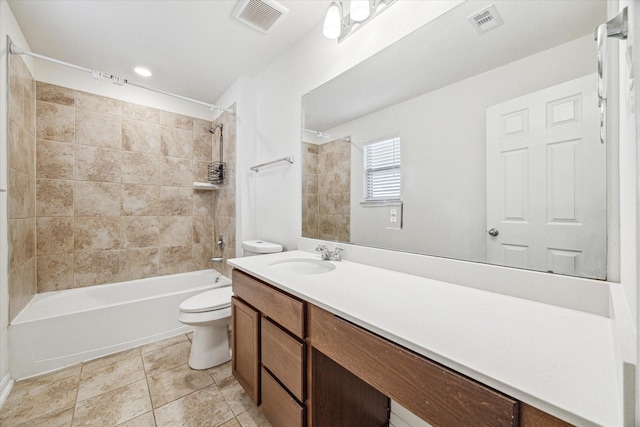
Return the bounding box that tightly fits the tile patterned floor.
[0,333,272,427]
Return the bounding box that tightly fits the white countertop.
[228,250,619,427]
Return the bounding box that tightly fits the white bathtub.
[9,269,230,379]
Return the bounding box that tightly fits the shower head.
[209,124,223,134]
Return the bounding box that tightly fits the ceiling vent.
[467,4,504,34]
[233,0,289,34]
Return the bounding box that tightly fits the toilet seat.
[179,287,232,313]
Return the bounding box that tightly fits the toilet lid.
[179,287,233,313]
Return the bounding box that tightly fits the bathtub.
[9,269,230,379]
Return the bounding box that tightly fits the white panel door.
[486,74,606,278]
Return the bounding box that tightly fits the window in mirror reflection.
[364,135,401,203]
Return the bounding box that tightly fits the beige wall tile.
[159,157,192,187]
[37,254,74,292]
[192,243,213,270]
[121,184,160,216]
[74,181,121,216]
[161,126,193,159]
[74,145,122,182]
[193,118,213,136]
[160,111,192,130]
[193,134,213,161]
[9,258,36,322]
[9,169,35,219]
[74,217,121,252]
[9,218,35,272]
[122,102,161,123]
[74,250,121,287]
[76,90,122,115]
[119,249,159,281]
[121,216,160,249]
[37,217,73,255]
[36,179,74,216]
[122,118,162,154]
[159,216,193,247]
[37,140,74,179]
[192,215,213,244]
[36,82,75,106]
[76,109,122,149]
[193,191,213,216]
[121,152,160,184]
[9,68,24,128]
[158,187,192,216]
[159,246,194,275]
[192,161,211,183]
[36,101,74,143]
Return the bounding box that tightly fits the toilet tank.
[242,240,283,257]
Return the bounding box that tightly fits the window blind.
[364,136,401,201]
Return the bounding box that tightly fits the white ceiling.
[8,0,331,104]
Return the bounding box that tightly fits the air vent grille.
[468,4,503,34]
[233,0,289,34]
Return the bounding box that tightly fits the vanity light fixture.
[323,0,396,42]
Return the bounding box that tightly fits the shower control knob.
[488,228,499,237]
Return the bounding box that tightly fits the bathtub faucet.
[315,245,345,262]
[209,257,223,263]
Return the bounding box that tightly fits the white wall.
[0,0,33,404]
[250,1,464,250]
[327,35,594,263]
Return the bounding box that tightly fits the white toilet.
[178,239,282,370]
[178,286,233,370]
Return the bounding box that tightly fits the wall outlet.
[386,202,402,230]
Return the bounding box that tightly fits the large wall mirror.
[302,1,612,279]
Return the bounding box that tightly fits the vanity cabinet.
[231,270,308,426]
[232,269,574,427]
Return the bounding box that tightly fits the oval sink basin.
[268,258,336,275]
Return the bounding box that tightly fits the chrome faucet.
[315,245,346,261]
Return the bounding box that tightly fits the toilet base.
[188,324,231,370]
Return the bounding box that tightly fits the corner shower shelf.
[193,182,219,191]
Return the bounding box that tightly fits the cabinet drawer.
[309,304,518,427]
[232,269,304,338]
[261,367,305,427]
[261,317,305,401]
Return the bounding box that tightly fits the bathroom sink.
[268,258,336,275]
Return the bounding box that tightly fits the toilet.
[178,239,282,370]
[178,286,233,369]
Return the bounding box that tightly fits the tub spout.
[209,257,223,263]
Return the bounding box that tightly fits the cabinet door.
[232,296,260,403]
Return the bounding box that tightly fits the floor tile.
[208,361,233,385]
[142,341,191,376]
[115,411,156,427]
[141,334,189,355]
[153,384,235,427]
[73,379,152,427]
[15,407,74,427]
[82,347,141,375]
[235,406,272,427]
[148,363,214,408]
[77,353,146,402]
[220,418,242,427]
[217,374,255,417]
[0,372,79,425]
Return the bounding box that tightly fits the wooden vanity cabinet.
[231,296,260,403]
[232,269,574,427]
[231,270,307,426]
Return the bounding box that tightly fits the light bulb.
[350,0,370,22]
[323,2,341,39]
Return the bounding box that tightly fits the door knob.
[488,228,499,237]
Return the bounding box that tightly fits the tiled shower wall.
[302,140,350,242]
[28,82,235,293]
[8,51,37,322]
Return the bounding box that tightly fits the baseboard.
[0,372,14,408]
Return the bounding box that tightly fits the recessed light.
[134,67,152,77]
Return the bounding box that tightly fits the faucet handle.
[315,244,328,252]
[331,248,345,261]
